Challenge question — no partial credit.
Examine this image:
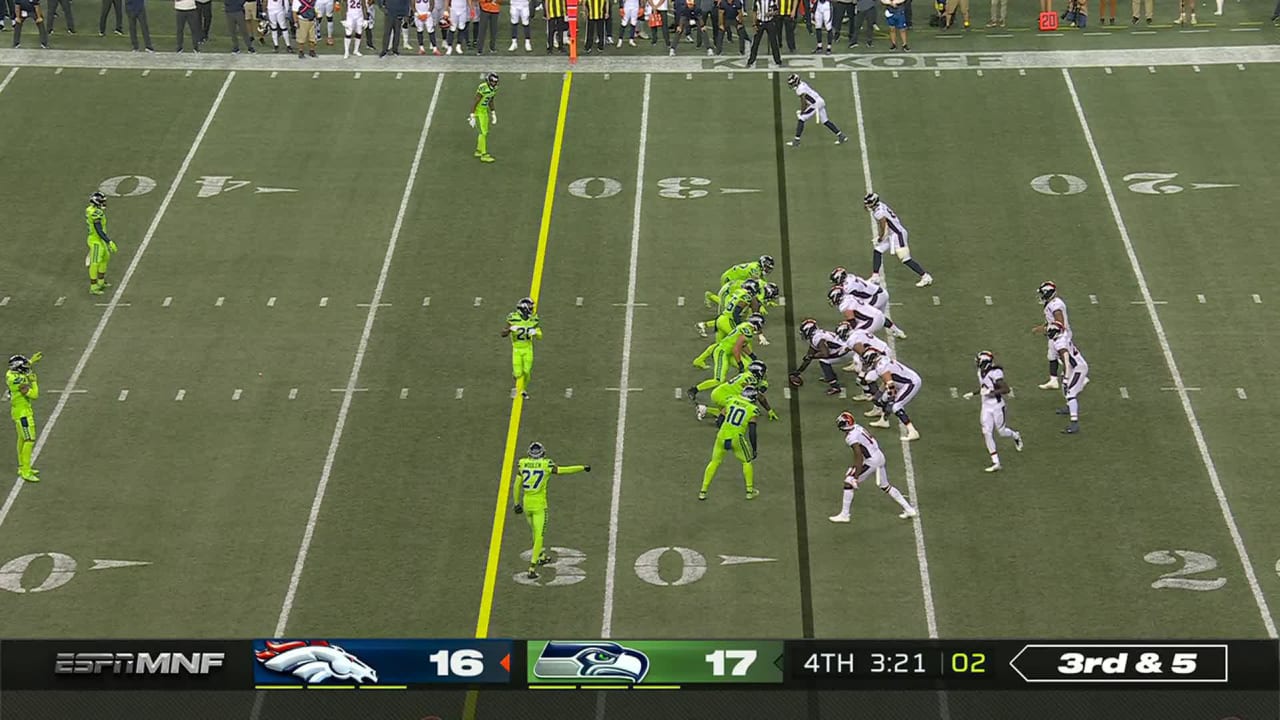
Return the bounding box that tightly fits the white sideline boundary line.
[853,70,948,720]
[268,74,444,640]
[600,74,651,640]
[0,67,18,96]
[0,71,237,531]
[1062,68,1277,639]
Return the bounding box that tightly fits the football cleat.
[486,72,499,88]
[903,424,920,441]
[830,266,848,286]
[828,513,851,523]
[799,318,819,340]
[1038,377,1060,390]
[1013,432,1024,451]
[8,355,30,373]
[759,255,776,274]
[827,285,844,307]
[863,191,880,209]
[1063,421,1080,434]
[89,191,107,209]
[898,507,919,520]
[1044,320,1065,340]
[914,273,934,288]
[786,73,801,88]
[747,360,767,378]
[869,417,891,428]
[528,441,546,458]
[976,351,994,371]
[836,411,857,431]
[745,488,759,500]
[698,490,708,500]
[695,322,707,338]
[695,404,707,421]
[984,463,1002,473]
[1037,281,1057,303]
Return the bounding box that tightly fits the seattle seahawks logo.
[533,641,650,683]
[254,641,378,685]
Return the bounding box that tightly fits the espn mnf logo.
[55,651,226,676]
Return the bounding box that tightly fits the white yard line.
[852,70,940,641]
[600,73,651,640]
[0,67,18,96]
[1062,68,1278,639]
[269,74,445,639]
[0,71,237,531]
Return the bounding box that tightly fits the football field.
[0,33,1278,719]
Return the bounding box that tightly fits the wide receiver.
[829,411,917,523]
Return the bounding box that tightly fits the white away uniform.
[841,273,888,313]
[977,365,1021,471]
[413,0,433,31]
[794,80,829,124]
[839,294,888,335]
[267,0,290,37]
[1043,296,1070,361]
[510,0,530,23]
[812,0,831,29]
[343,0,365,33]
[620,0,639,25]
[450,0,469,30]
[863,356,922,415]
[1052,335,1089,400]
[871,201,909,258]
[831,424,917,522]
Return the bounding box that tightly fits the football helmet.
[786,74,801,88]
[8,355,30,373]
[759,255,776,274]
[762,282,780,301]
[1044,321,1065,340]
[830,266,848,286]
[528,441,546,459]
[89,192,107,209]
[746,313,766,332]
[834,320,854,341]
[515,297,535,319]
[836,411,857,431]
[486,72,500,89]
[799,318,818,339]
[741,279,761,296]
[747,360,767,378]
[740,385,760,402]
[1037,281,1057,303]
[976,351,994,371]
[863,191,880,210]
[862,349,883,367]
[827,285,845,307]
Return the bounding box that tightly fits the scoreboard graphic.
[526,640,785,688]
[251,639,513,689]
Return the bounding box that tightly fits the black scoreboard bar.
[785,640,1278,690]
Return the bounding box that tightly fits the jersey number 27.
[520,469,546,490]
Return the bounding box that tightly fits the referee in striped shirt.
[746,0,780,67]
[544,0,566,52]
[583,0,607,52]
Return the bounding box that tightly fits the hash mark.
[354,72,361,79]
[1193,65,1201,72]
[674,387,682,399]
[142,69,150,77]
[933,70,941,77]
[396,72,403,79]
[267,296,277,307]
[175,389,185,401]
[215,296,225,306]
[575,297,583,306]
[976,69,984,77]
[949,387,958,398]
[356,302,391,308]
[677,296,685,307]
[55,296,66,307]
[270,71,278,78]
[1132,300,1167,305]
[232,388,242,401]
[162,296,172,307]
[777,296,786,306]
[288,388,298,400]
[783,387,792,399]
[612,302,649,307]
[1018,68,1026,76]
[94,302,129,307]
[312,71,320,79]
[1105,67,1113,74]
[1252,294,1262,304]
[603,73,610,80]
[1148,66,1156,73]
[727,72,734,80]
[399,387,409,400]
[0,296,9,306]
[319,297,329,307]
[564,387,573,398]
[1237,64,1246,70]
[931,296,940,306]
[1196,294,1206,304]
[892,70,900,78]
[1119,386,1129,399]
[55,67,63,75]
[1161,386,1201,391]
[118,389,129,402]
[520,72,527,80]
[98,68,107,75]
[1089,294,1098,304]
[1236,387,1248,400]
[456,387,465,399]
[983,295,992,305]
[685,73,692,80]
[422,296,431,307]
[184,69,192,77]
[474,296,483,307]
[809,71,815,79]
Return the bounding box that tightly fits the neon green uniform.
[700,395,758,499]
[720,261,764,287]
[708,371,769,415]
[513,455,588,575]
[86,203,113,294]
[474,82,498,159]
[7,369,38,482]
[695,321,756,392]
[508,311,541,392]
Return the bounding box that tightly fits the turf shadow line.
[771,75,816,647]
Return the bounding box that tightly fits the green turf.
[0,51,1277,650]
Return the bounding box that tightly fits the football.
[788,373,804,387]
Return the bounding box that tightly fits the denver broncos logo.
[255,641,378,684]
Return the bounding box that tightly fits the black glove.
[513,504,523,514]
[584,465,592,472]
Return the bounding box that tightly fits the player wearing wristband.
[501,297,540,399]
[699,387,761,501]
[469,72,499,163]
[85,192,119,295]
[512,442,591,580]
[7,353,42,483]
[696,360,778,422]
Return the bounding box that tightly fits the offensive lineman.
[830,412,917,523]
[963,351,1023,472]
[85,192,118,295]
[861,348,922,440]
[864,192,933,288]
[828,284,906,339]
[1031,281,1071,390]
[501,297,540,399]
[1046,321,1088,434]
[512,442,591,580]
[785,74,849,147]
[469,72,499,163]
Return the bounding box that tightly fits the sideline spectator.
[645,0,668,51]
[617,0,638,46]
[883,0,906,49]
[476,0,497,52]
[829,0,851,45]
[672,0,703,53]
[779,0,795,50]
[224,0,255,50]
[126,0,152,48]
[45,0,73,34]
[196,0,212,42]
[984,0,1003,25]
[1096,0,1112,23]
[942,0,967,28]
[714,0,746,54]
[174,0,200,50]
[13,0,50,46]
[377,0,405,55]
[99,0,122,34]
[295,0,317,55]
[850,0,872,46]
